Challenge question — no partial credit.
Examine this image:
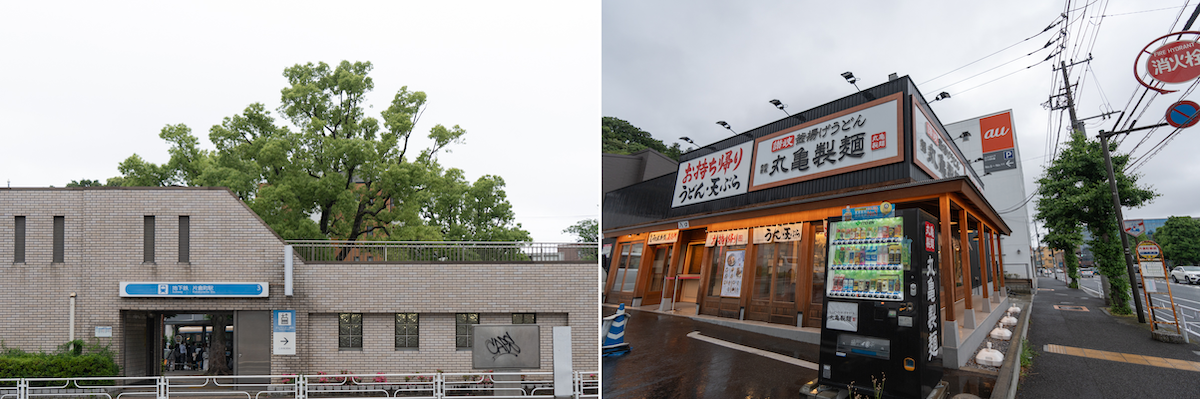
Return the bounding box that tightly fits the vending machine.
[817,207,943,399]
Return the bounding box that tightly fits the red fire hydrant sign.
[1146,41,1200,84]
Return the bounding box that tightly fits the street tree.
[1156,216,1200,265]
[1035,130,1157,313]
[115,61,529,244]
[563,218,598,243]
[602,116,682,160]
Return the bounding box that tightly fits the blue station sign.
[119,282,269,298]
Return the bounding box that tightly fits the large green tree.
[602,116,682,160]
[1156,216,1200,265]
[1035,130,1157,314]
[116,61,529,243]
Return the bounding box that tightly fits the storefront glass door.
[643,245,671,306]
[606,242,643,305]
[748,241,799,325]
[806,225,827,327]
[700,244,746,319]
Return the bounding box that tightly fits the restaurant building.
[602,76,1016,368]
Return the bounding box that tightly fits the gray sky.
[1,1,599,242]
[603,0,1200,241]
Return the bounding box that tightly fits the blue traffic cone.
[602,303,631,356]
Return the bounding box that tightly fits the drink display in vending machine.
[818,207,943,399]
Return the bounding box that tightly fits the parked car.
[1170,266,1200,285]
[1079,268,1096,277]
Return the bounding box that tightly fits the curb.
[990,294,1032,399]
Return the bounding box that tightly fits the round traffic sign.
[1167,100,1200,128]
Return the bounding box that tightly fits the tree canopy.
[1035,130,1157,313]
[115,61,530,243]
[563,218,598,243]
[602,116,682,160]
[1156,216,1200,265]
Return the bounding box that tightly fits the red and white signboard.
[1146,41,1200,83]
[750,93,904,191]
[647,229,679,245]
[924,222,936,252]
[705,229,748,247]
[671,141,754,208]
[1135,32,1200,94]
[1124,219,1146,236]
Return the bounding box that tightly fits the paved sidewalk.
[1016,276,1200,398]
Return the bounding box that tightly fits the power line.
[918,14,1064,86]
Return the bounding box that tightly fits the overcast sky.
[603,0,1200,242]
[0,1,599,242]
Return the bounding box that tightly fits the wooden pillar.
[979,225,990,301]
[958,207,973,311]
[991,232,1002,292]
[997,233,1006,289]
[939,194,957,322]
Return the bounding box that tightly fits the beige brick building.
[0,187,598,377]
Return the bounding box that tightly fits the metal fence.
[0,371,599,399]
[1149,295,1198,342]
[286,241,598,263]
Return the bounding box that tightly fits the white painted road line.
[686,331,818,370]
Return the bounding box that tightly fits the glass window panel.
[707,246,724,297]
[407,336,419,347]
[774,241,797,303]
[753,243,775,301]
[351,336,362,348]
[649,246,669,292]
[811,227,827,305]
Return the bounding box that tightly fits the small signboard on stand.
[1136,240,1183,335]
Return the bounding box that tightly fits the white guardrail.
[0,372,600,399]
[1149,296,1199,342]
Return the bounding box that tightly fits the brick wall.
[0,187,598,375]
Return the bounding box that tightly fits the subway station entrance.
[121,310,271,378]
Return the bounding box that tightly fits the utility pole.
[1053,58,1147,323]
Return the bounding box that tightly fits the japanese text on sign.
[672,141,754,207]
[751,97,902,190]
[912,98,981,190]
[753,222,803,244]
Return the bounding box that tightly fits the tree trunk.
[205,313,233,375]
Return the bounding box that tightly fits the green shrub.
[0,340,119,386]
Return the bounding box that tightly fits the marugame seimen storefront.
[603,76,1018,368]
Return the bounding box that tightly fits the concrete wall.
[0,187,597,376]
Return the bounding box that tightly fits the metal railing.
[0,371,600,399]
[286,241,598,263]
[1149,295,1198,342]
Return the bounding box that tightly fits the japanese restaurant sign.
[753,222,803,244]
[912,97,982,190]
[750,94,904,190]
[705,229,748,247]
[671,141,753,208]
[647,229,680,245]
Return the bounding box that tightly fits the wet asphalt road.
[601,307,819,399]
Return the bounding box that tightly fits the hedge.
[0,340,119,386]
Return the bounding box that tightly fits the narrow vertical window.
[395,313,419,350]
[52,216,64,263]
[178,216,190,263]
[144,216,155,263]
[14,216,25,263]
[338,313,363,350]
[455,313,479,349]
